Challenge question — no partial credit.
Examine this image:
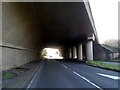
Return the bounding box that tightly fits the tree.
[41,49,48,60]
[103,39,119,48]
[42,49,47,56]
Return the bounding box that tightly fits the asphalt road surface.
[26,59,120,89]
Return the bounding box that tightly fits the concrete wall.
[2,47,40,70]
[2,3,42,71]
[94,53,107,60]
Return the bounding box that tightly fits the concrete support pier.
[69,47,72,58]
[78,44,83,60]
[73,46,77,59]
[86,40,93,61]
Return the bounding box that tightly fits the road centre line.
[58,62,103,90]
[61,64,68,68]
[73,71,103,90]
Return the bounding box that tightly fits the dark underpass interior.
[1,2,120,89]
[2,2,98,70]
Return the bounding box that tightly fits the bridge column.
[69,47,72,58]
[63,47,68,59]
[78,44,83,60]
[86,40,93,61]
[66,47,70,58]
[73,46,77,59]
[65,48,69,58]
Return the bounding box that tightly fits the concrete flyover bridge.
[1,1,98,71]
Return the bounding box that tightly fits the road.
[26,59,120,89]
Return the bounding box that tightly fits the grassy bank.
[87,61,120,71]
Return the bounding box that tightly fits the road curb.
[86,64,120,73]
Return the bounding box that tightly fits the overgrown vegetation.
[87,61,120,71]
[2,72,15,79]
[41,49,47,61]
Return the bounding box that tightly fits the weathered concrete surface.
[2,3,43,49]
[2,3,42,70]
[2,47,40,70]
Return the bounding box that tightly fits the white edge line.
[73,71,103,90]
[27,63,44,88]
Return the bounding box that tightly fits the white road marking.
[58,62,103,89]
[57,61,68,69]
[68,68,71,70]
[57,61,60,64]
[73,71,103,90]
[61,64,68,68]
[97,73,120,80]
[27,63,44,88]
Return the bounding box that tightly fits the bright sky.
[89,0,119,44]
[44,48,63,59]
[45,48,59,56]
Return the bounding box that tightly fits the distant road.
[26,59,119,89]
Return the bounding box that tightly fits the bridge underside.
[1,2,98,70]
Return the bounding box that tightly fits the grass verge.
[87,61,120,72]
[2,72,15,79]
